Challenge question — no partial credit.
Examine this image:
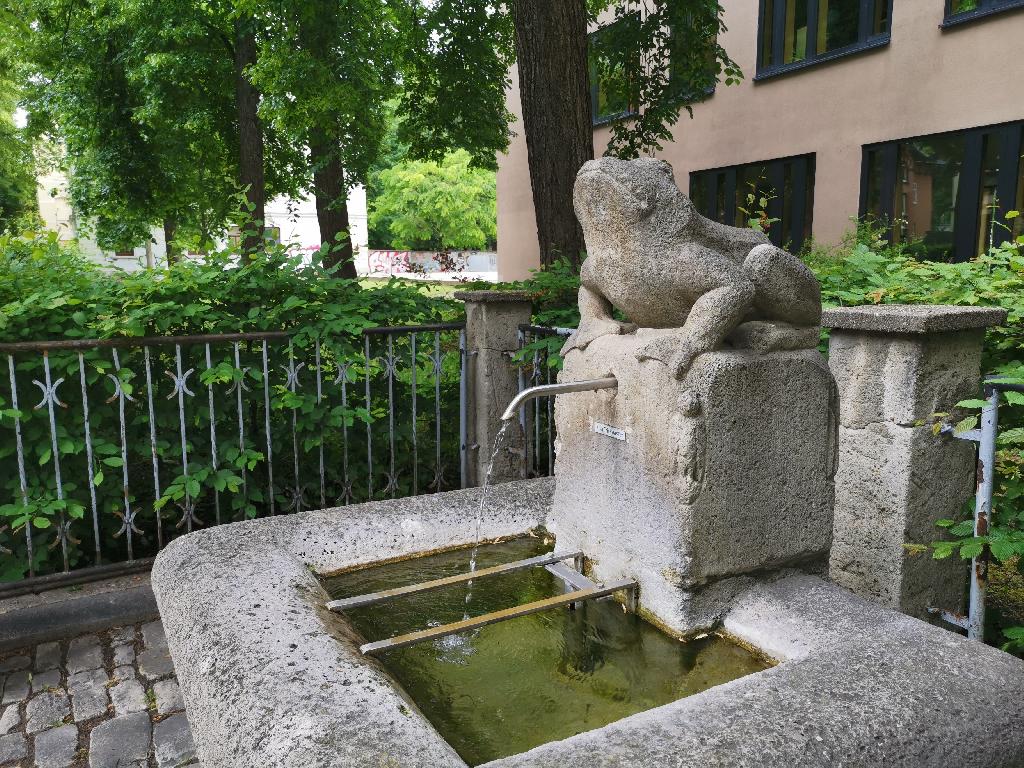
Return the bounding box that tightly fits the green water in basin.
[322,537,770,766]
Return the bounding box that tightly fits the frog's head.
[574,157,693,246]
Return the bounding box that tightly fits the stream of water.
[463,419,514,618]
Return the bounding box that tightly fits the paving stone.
[108,626,136,646]
[0,704,19,735]
[153,713,196,768]
[33,723,78,768]
[113,643,135,667]
[1,670,29,705]
[137,647,174,680]
[153,679,184,715]
[25,690,70,733]
[0,655,30,673]
[141,621,167,651]
[65,637,103,675]
[109,679,147,716]
[34,642,62,673]
[113,665,135,682]
[88,712,151,768]
[68,669,108,722]
[32,668,62,693]
[0,732,26,763]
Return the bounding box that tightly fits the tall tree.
[510,0,593,269]
[16,0,303,258]
[510,0,740,268]
[0,11,36,229]
[233,15,267,254]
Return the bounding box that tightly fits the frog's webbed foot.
[563,319,635,354]
[635,332,701,380]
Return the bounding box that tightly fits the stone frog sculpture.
[566,156,822,378]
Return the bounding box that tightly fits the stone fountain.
[153,158,1024,767]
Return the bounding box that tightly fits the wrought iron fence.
[0,324,466,583]
[516,325,574,478]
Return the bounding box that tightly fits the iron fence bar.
[143,347,163,548]
[171,344,196,533]
[432,332,443,491]
[77,352,100,564]
[205,344,221,525]
[38,352,69,571]
[387,333,397,499]
[261,340,275,516]
[533,347,540,477]
[967,383,1001,641]
[411,334,418,495]
[111,349,135,560]
[0,331,290,354]
[335,354,352,505]
[7,355,33,577]
[516,328,527,480]
[546,357,554,473]
[315,339,325,509]
[459,328,468,489]
[285,341,304,513]
[232,342,248,503]
[365,335,373,500]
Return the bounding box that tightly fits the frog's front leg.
[636,282,755,378]
[563,285,633,353]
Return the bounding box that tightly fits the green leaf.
[102,457,124,467]
[33,517,52,529]
[93,471,104,487]
[959,539,984,559]
[1004,391,1024,406]
[954,416,979,435]
[955,399,989,409]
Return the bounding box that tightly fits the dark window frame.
[942,0,1024,27]
[689,153,816,253]
[754,0,893,81]
[859,121,1024,262]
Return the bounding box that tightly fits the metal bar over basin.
[326,550,584,612]
[359,578,638,656]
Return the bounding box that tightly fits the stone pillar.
[454,290,533,487]
[824,305,1006,620]
[551,330,838,635]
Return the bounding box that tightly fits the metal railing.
[516,325,574,478]
[0,323,466,585]
[931,376,1024,641]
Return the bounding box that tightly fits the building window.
[757,0,891,79]
[589,16,640,126]
[860,122,1024,262]
[690,154,816,253]
[945,0,1024,25]
[589,14,715,126]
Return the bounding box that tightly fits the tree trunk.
[163,218,178,265]
[234,17,266,258]
[511,0,593,269]
[309,131,356,279]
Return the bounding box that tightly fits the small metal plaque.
[594,422,626,441]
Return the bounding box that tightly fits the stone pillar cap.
[453,290,532,303]
[823,304,1007,334]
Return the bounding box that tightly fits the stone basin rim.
[152,478,1024,768]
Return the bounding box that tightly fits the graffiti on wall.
[365,250,498,276]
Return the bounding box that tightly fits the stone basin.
[152,477,1024,767]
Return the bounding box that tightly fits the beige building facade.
[496,0,1024,280]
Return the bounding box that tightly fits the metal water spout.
[500,377,618,422]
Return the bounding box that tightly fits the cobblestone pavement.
[0,620,198,768]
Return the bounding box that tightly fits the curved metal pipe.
[501,377,618,422]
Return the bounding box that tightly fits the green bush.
[0,228,464,579]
